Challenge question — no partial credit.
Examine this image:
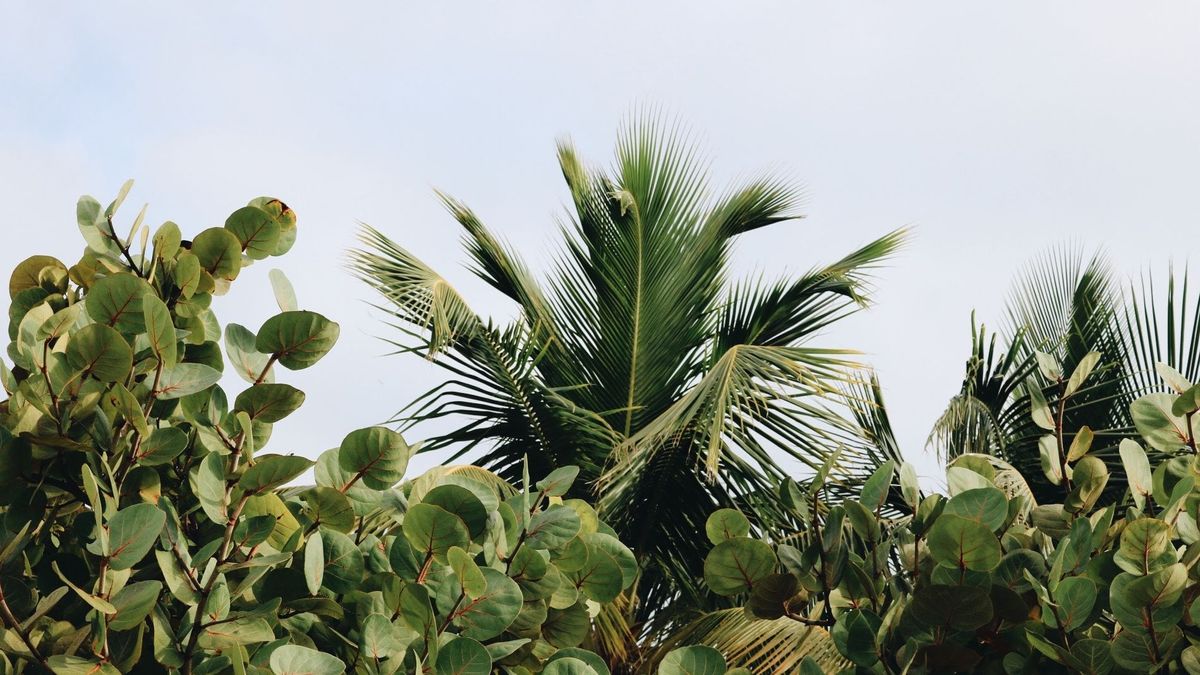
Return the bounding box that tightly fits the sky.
[2,2,1198,488]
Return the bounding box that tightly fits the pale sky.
[3,2,1198,488]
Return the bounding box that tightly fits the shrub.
[0,183,634,674]
[665,348,1200,674]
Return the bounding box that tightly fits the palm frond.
[714,229,908,355]
[351,114,906,656]
[606,345,860,480]
[1123,265,1200,394]
[643,608,848,674]
[349,225,482,356]
[927,317,1033,461]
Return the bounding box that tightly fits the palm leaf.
[643,608,848,674]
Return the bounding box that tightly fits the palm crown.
[349,117,906,648]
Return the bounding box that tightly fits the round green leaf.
[242,493,301,552]
[225,206,280,260]
[543,600,590,647]
[1054,576,1097,632]
[536,466,580,497]
[436,636,492,675]
[234,383,305,423]
[66,323,132,383]
[153,363,222,400]
[1132,393,1195,452]
[269,645,345,675]
[1070,639,1113,675]
[423,484,488,538]
[85,272,151,332]
[338,426,410,490]
[108,580,162,631]
[659,645,726,675]
[1115,517,1173,575]
[453,567,522,640]
[37,303,83,341]
[153,221,182,259]
[107,503,166,570]
[703,536,777,595]
[527,504,581,550]
[256,310,340,370]
[1111,626,1179,671]
[403,503,470,560]
[705,508,751,545]
[248,197,297,256]
[585,532,637,588]
[926,513,1001,571]
[134,427,188,466]
[10,255,66,299]
[302,487,355,533]
[567,541,624,603]
[320,529,364,593]
[943,487,1009,532]
[240,454,314,494]
[547,649,610,675]
[543,658,598,675]
[746,573,801,619]
[191,227,242,281]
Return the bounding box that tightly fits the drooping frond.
[700,175,803,240]
[843,370,905,468]
[714,229,909,354]
[643,608,848,674]
[394,320,614,483]
[349,225,482,356]
[607,345,860,480]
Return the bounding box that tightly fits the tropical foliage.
[0,184,634,674]
[929,248,1200,504]
[349,117,908,650]
[661,349,1200,674]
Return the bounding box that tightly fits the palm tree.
[349,116,906,662]
[929,246,1200,503]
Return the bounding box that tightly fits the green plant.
[929,247,1200,504]
[0,183,634,674]
[349,116,907,653]
[662,349,1200,673]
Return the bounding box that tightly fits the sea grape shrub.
[663,350,1200,674]
[0,183,636,674]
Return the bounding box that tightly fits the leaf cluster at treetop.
[0,182,635,675]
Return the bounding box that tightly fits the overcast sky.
[3,2,1198,487]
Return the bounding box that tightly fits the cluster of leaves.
[669,348,1200,673]
[349,116,909,647]
[0,183,635,674]
[929,247,1200,508]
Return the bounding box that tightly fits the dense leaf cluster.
[668,348,1200,674]
[0,184,634,674]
